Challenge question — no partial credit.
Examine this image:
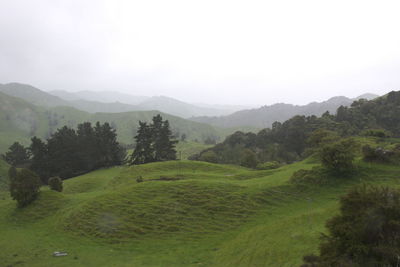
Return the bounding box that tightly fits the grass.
[1,146,400,266]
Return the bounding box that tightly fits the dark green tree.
[154,119,177,161]
[303,185,400,266]
[9,168,41,207]
[29,137,49,184]
[3,142,30,167]
[130,121,154,164]
[320,139,357,174]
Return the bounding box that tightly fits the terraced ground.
[0,141,399,266]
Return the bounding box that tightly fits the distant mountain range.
[0,89,226,153]
[190,93,379,128]
[48,88,241,118]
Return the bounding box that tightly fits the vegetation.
[2,142,30,167]
[9,168,41,207]
[48,177,63,192]
[129,115,177,165]
[302,185,400,266]
[194,91,400,168]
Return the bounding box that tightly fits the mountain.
[49,89,238,118]
[0,91,224,153]
[50,90,149,105]
[190,94,379,128]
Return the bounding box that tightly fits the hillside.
[0,138,399,266]
[191,94,379,128]
[0,92,224,153]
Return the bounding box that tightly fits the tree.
[302,185,400,266]
[129,115,177,165]
[320,139,357,174]
[3,142,30,167]
[240,149,258,168]
[29,137,49,184]
[9,168,41,207]
[130,121,154,164]
[48,176,63,192]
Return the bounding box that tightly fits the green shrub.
[320,139,357,174]
[9,168,41,207]
[361,128,391,138]
[198,150,218,163]
[48,176,63,192]
[256,161,280,170]
[136,176,143,183]
[289,167,326,185]
[302,185,400,266]
[240,149,258,169]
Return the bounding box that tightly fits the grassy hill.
[0,92,225,153]
[0,137,399,266]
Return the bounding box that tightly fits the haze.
[1,0,400,105]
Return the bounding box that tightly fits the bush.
[303,185,400,266]
[362,145,394,163]
[256,161,280,170]
[320,139,357,174]
[240,149,258,169]
[48,176,63,192]
[136,176,143,183]
[198,150,219,163]
[9,168,41,207]
[290,167,326,185]
[361,128,391,138]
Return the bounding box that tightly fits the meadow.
[1,142,399,267]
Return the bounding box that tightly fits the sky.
[1,0,400,106]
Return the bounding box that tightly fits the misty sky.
[1,0,400,105]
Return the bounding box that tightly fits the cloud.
[1,0,400,105]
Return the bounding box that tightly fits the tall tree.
[3,142,30,167]
[29,137,49,184]
[130,121,154,164]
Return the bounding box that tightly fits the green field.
[1,150,399,267]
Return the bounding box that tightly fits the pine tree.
[130,121,154,164]
[29,137,50,184]
[156,120,177,161]
[4,142,30,167]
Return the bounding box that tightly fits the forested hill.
[193,91,399,166]
[0,91,222,153]
[191,93,378,128]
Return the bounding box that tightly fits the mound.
[64,180,259,241]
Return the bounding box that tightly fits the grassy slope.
[0,147,399,266]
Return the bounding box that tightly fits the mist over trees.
[193,91,400,167]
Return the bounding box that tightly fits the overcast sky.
[1,0,400,105]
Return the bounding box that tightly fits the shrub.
[240,149,258,168]
[48,176,63,192]
[198,150,219,163]
[320,139,357,174]
[362,145,394,163]
[136,176,143,183]
[9,168,41,207]
[302,185,400,266]
[289,167,326,185]
[361,128,391,138]
[256,161,280,170]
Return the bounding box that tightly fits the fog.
[1,0,400,105]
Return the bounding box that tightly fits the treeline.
[192,91,400,167]
[4,122,126,183]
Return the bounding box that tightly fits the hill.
[0,137,399,266]
[49,88,238,118]
[191,94,379,128]
[0,91,224,153]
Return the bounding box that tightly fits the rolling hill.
[0,136,399,266]
[191,94,379,128]
[0,91,224,153]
